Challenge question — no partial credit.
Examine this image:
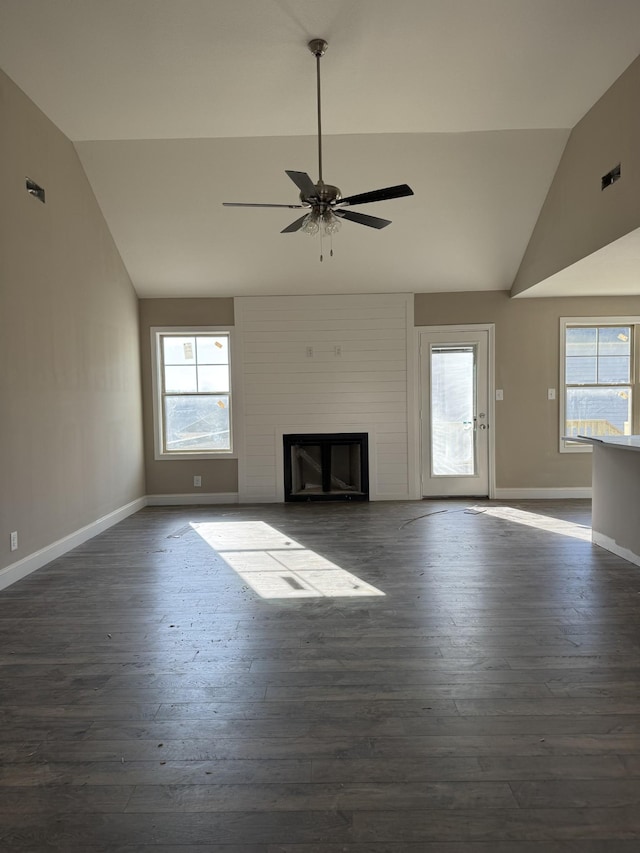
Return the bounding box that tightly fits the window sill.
[560,441,592,454]
[154,451,237,461]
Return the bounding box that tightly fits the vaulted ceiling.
[3,0,640,298]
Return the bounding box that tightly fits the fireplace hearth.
[283,433,369,502]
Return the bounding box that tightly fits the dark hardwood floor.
[2,499,640,851]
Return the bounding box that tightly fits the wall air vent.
[25,178,45,203]
[601,164,621,191]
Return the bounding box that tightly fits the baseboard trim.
[493,487,592,500]
[146,493,239,506]
[374,493,414,501]
[593,531,640,567]
[0,497,147,593]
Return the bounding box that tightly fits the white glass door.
[421,329,490,497]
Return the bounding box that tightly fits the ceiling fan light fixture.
[301,211,321,236]
[322,209,341,236]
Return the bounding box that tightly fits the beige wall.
[512,55,640,295]
[0,69,145,573]
[138,298,238,496]
[415,291,640,489]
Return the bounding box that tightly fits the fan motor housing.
[302,182,341,207]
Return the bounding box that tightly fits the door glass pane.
[431,346,476,476]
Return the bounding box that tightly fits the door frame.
[412,324,496,499]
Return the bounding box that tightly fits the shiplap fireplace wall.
[235,294,414,502]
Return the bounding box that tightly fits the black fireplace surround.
[283,433,369,502]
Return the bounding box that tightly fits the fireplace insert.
[283,432,369,502]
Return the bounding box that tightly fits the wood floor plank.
[509,779,640,808]
[78,712,640,740]
[268,838,637,853]
[267,845,640,853]
[0,758,312,787]
[0,785,134,813]
[125,780,518,812]
[0,810,353,849]
[20,731,640,763]
[310,754,629,783]
[351,806,640,842]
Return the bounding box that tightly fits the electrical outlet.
[193,475,202,487]
[496,389,504,401]
[10,531,18,552]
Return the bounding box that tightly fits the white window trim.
[560,316,640,453]
[151,326,237,460]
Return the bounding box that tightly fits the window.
[561,318,640,451]
[152,328,233,458]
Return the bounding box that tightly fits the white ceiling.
[3,0,640,298]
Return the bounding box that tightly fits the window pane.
[198,364,230,392]
[164,395,231,451]
[566,387,632,437]
[566,357,596,384]
[566,327,597,357]
[597,356,630,384]
[163,336,196,365]
[164,365,197,393]
[431,348,475,476]
[597,327,631,356]
[197,336,228,364]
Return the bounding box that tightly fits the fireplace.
[283,433,369,502]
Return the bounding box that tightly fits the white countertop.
[569,435,640,452]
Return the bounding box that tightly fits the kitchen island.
[571,435,640,566]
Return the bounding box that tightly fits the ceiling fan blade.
[338,184,414,207]
[336,210,391,229]
[285,170,317,197]
[281,214,310,233]
[223,202,305,208]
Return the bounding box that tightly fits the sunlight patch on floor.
[190,520,384,599]
[471,505,592,542]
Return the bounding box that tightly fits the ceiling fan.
[223,39,414,254]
